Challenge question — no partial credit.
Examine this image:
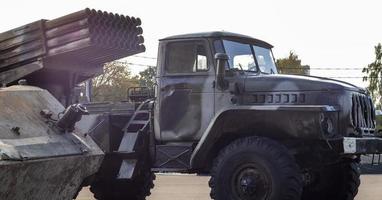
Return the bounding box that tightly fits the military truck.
[84,31,382,200]
[1,9,382,200]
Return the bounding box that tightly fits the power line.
[129,56,368,71]
[129,55,371,71]
[282,67,364,70]
[121,63,367,71]
[107,61,381,80]
[112,61,155,68]
[126,62,156,68]
[323,77,376,79]
[118,58,368,71]
[308,68,363,70]
[132,55,157,60]
[111,61,375,77]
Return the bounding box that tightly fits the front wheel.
[209,137,303,200]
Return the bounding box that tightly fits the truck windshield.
[222,40,278,74]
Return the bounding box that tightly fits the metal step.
[117,159,137,179]
[133,111,150,120]
[129,120,149,125]
[118,132,138,152]
[134,110,149,115]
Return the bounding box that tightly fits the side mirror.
[215,53,229,90]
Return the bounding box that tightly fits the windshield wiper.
[238,63,244,71]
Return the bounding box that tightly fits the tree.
[137,66,156,89]
[276,51,310,75]
[363,43,382,108]
[92,61,138,102]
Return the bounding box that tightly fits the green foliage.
[137,66,156,89]
[276,51,310,75]
[363,43,382,108]
[92,61,138,102]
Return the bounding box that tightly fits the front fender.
[190,105,338,169]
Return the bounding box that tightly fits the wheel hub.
[232,164,271,200]
[240,175,257,195]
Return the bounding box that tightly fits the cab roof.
[160,31,273,48]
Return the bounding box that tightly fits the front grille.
[351,93,375,134]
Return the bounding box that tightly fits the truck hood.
[244,74,366,93]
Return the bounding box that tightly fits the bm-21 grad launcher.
[0,8,144,199]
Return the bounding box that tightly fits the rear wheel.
[209,136,303,200]
[301,161,360,200]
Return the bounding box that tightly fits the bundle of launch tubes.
[0,8,145,74]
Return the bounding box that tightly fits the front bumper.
[332,137,382,154]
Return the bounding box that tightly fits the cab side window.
[165,41,209,74]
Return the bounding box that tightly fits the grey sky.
[1,0,380,87]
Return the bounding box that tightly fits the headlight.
[320,113,335,137]
[326,118,334,134]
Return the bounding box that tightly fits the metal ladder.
[114,100,151,179]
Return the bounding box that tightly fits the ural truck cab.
[89,32,382,200]
[155,32,278,145]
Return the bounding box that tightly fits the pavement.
[76,174,382,200]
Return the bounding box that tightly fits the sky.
[1,0,381,87]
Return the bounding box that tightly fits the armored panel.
[0,85,104,199]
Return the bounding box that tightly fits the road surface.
[76,174,382,200]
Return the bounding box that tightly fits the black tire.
[301,162,360,200]
[90,168,155,200]
[209,136,303,200]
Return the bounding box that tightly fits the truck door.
[157,39,215,142]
